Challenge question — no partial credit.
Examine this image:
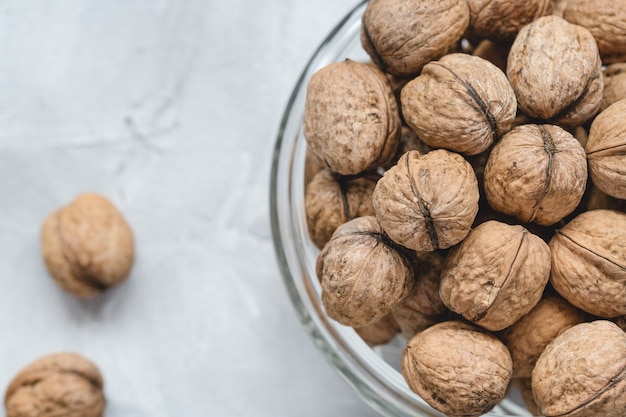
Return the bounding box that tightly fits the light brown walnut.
[563,0,626,64]
[41,193,134,298]
[532,320,626,417]
[585,99,626,199]
[373,150,479,252]
[402,321,512,417]
[361,0,470,76]
[507,16,603,127]
[4,353,105,417]
[484,124,587,226]
[549,209,626,317]
[401,53,517,155]
[501,294,587,378]
[305,169,379,249]
[316,216,413,327]
[439,220,551,331]
[303,59,400,175]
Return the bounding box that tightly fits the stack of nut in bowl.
[303,0,626,416]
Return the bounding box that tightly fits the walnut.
[402,321,512,417]
[563,0,626,64]
[465,0,552,42]
[303,59,400,175]
[532,320,626,417]
[585,99,626,200]
[316,216,413,327]
[601,63,626,112]
[392,251,451,340]
[41,193,134,298]
[373,150,479,252]
[354,313,401,347]
[360,0,470,76]
[439,220,551,331]
[401,53,517,155]
[585,183,626,213]
[507,16,603,127]
[549,209,626,317]
[514,378,541,417]
[472,39,510,73]
[501,294,587,378]
[4,352,105,417]
[305,169,379,249]
[484,124,588,226]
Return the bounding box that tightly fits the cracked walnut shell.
[373,149,479,252]
[507,15,603,126]
[316,216,413,327]
[402,321,512,417]
[401,53,517,155]
[41,193,134,298]
[303,59,400,175]
[549,209,626,317]
[439,220,551,331]
[484,124,587,226]
[532,320,626,417]
[585,99,626,200]
[360,0,469,76]
[4,352,105,417]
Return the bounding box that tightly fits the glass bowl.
[270,2,534,416]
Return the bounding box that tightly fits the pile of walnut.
[304,0,626,416]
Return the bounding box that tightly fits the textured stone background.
[0,1,381,415]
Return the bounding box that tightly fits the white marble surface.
[0,1,381,416]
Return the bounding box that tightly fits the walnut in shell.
[601,63,626,112]
[4,352,105,417]
[439,220,551,331]
[484,124,587,226]
[549,209,626,317]
[373,150,479,252]
[316,216,413,327]
[402,321,512,417]
[361,0,470,76]
[532,320,626,417]
[303,59,400,175]
[392,251,451,340]
[354,313,401,347]
[501,294,587,378]
[466,0,552,42]
[585,99,626,199]
[401,53,517,155]
[305,169,379,249]
[507,15,603,126]
[563,0,626,64]
[41,193,134,298]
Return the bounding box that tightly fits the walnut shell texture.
[439,220,551,331]
[303,59,400,175]
[316,216,414,327]
[601,63,626,111]
[305,169,379,249]
[549,209,626,317]
[466,0,552,42]
[401,53,517,155]
[41,193,134,298]
[361,0,470,76]
[373,149,479,251]
[354,313,401,347]
[484,124,587,226]
[585,99,626,199]
[392,251,450,340]
[532,320,626,417]
[4,352,105,417]
[402,321,512,417]
[507,15,603,126]
[563,0,626,64]
[501,294,587,378]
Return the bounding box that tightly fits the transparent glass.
[270,2,534,416]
